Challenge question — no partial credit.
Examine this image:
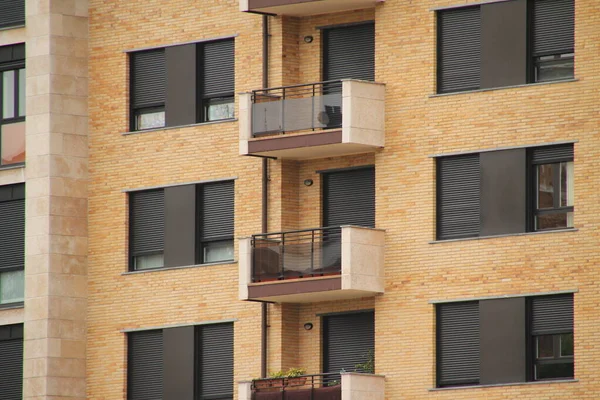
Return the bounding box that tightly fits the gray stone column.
[24,0,88,398]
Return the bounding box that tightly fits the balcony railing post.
[311,83,316,131]
[310,229,315,275]
[280,232,285,280]
[280,87,286,133]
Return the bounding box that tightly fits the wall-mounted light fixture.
[303,179,313,187]
[303,35,314,44]
[303,322,313,331]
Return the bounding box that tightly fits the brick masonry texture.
[87,0,600,399]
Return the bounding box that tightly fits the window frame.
[129,48,166,132]
[197,39,235,124]
[0,54,25,167]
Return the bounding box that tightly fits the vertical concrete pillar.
[24,0,88,398]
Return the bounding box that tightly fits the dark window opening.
[130,49,166,131]
[0,44,25,167]
[0,0,25,29]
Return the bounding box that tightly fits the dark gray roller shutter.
[0,325,23,400]
[530,144,573,164]
[532,0,574,56]
[437,6,481,93]
[131,49,166,109]
[531,294,573,335]
[198,323,234,400]
[0,198,24,272]
[437,302,480,386]
[323,312,374,376]
[437,154,481,240]
[0,0,25,29]
[200,181,234,240]
[0,43,25,71]
[202,39,235,97]
[323,167,375,228]
[128,330,163,400]
[323,23,374,82]
[130,190,165,257]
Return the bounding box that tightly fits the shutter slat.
[323,168,375,228]
[0,0,25,29]
[0,199,25,271]
[531,295,573,335]
[438,302,480,385]
[131,49,166,108]
[128,330,163,400]
[0,329,23,400]
[532,0,574,56]
[438,7,481,93]
[531,144,574,164]
[130,190,165,255]
[203,40,235,97]
[201,181,234,240]
[324,23,375,82]
[200,323,234,400]
[324,312,374,376]
[437,154,481,240]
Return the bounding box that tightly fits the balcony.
[239,80,385,160]
[239,226,385,303]
[238,373,385,400]
[239,0,384,16]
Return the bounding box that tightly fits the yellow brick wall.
[87,0,600,399]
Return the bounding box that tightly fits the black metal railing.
[251,226,342,282]
[252,373,341,400]
[251,80,343,136]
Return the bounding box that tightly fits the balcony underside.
[248,276,380,303]
[240,0,384,16]
[247,130,381,160]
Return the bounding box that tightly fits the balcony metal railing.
[251,226,342,282]
[251,81,343,136]
[252,373,341,400]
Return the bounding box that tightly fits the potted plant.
[268,370,287,388]
[354,349,375,374]
[285,367,307,387]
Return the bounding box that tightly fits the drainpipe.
[261,13,270,380]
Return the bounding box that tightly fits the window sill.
[122,118,237,136]
[0,24,25,32]
[0,301,24,310]
[121,260,237,275]
[429,78,578,98]
[429,379,578,391]
[430,228,578,244]
[0,163,25,171]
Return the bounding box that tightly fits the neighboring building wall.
[87,1,600,400]
[23,0,89,399]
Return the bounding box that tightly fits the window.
[0,324,23,398]
[129,39,234,131]
[436,143,574,240]
[129,181,234,271]
[436,294,574,387]
[0,44,25,166]
[128,323,233,400]
[436,0,574,93]
[0,184,25,305]
[0,0,25,29]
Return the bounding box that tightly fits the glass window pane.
[560,162,574,207]
[136,110,165,130]
[205,97,234,121]
[561,333,574,357]
[18,68,25,117]
[537,164,554,209]
[203,240,234,263]
[2,70,16,119]
[535,362,574,380]
[0,270,25,304]
[134,253,164,270]
[536,212,572,230]
[1,121,26,165]
[536,335,554,359]
[536,55,574,83]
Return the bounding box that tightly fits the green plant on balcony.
[354,349,375,374]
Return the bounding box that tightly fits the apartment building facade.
[0,0,598,399]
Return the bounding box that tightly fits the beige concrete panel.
[46,357,86,378]
[28,215,51,235]
[27,36,51,58]
[26,196,51,217]
[24,319,48,340]
[51,55,88,78]
[50,36,87,58]
[48,195,87,217]
[239,93,252,155]
[47,273,87,298]
[342,80,385,100]
[239,238,252,300]
[238,382,252,400]
[58,339,85,358]
[49,177,87,198]
[46,376,86,396]
[0,307,25,326]
[50,15,88,39]
[341,373,385,400]
[341,81,385,147]
[25,275,50,299]
[26,0,50,17]
[26,254,51,275]
[27,93,52,116]
[24,357,48,378]
[48,93,88,116]
[25,338,62,358]
[0,27,26,46]
[22,376,47,397]
[48,215,88,236]
[27,75,52,97]
[0,166,25,186]
[50,114,87,135]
